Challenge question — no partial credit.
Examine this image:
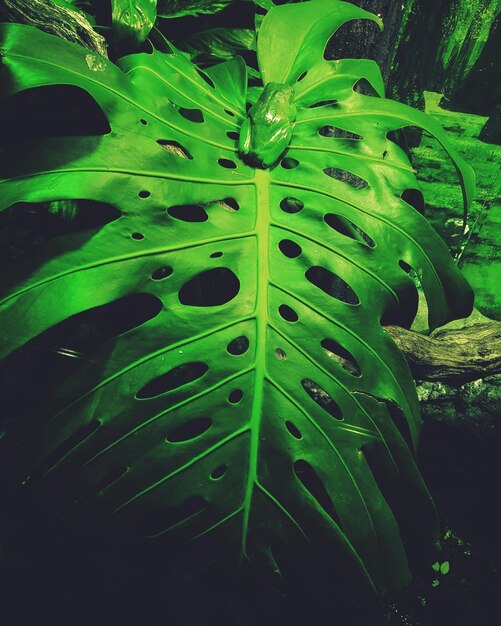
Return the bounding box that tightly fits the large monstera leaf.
[0,0,474,600]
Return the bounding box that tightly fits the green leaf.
[0,0,473,600]
[112,0,158,48]
[257,0,383,85]
[176,28,256,66]
[157,0,233,18]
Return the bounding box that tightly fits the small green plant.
[0,0,474,603]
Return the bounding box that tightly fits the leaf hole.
[325,19,381,61]
[196,68,215,89]
[353,78,380,97]
[139,118,148,125]
[178,268,240,306]
[220,197,240,212]
[0,85,111,139]
[301,379,343,420]
[274,348,287,360]
[308,99,338,109]
[157,140,193,159]
[296,70,308,82]
[323,168,368,189]
[278,304,298,322]
[211,464,228,480]
[318,126,362,140]
[167,417,213,443]
[228,389,243,404]
[30,420,101,481]
[321,339,361,376]
[218,158,237,169]
[179,107,204,123]
[138,190,151,198]
[281,157,299,169]
[167,204,208,222]
[210,251,223,258]
[305,266,359,305]
[278,239,302,258]
[285,421,302,439]
[227,336,249,356]
[224,109,236,117]
[151,265,173,280]
[293,460,342,526]
[131,232,144,240]
[324,213,375,247]
[0,200,121,262]
[401,188,425,214]
[280,197,304,214]
[136,362,209,399]
[226,131,239,140]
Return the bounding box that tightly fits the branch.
[385,322,501,384]
[0,0,108,57]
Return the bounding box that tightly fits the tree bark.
[385,322,501,383]
[0,0,107,57]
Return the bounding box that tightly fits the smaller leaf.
[432,561,440,572]
[112,0,157,48]
[440,561,450,575]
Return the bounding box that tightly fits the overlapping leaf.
[0,0,474,599]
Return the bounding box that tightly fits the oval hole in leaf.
[151,265,173,280]
[278,239,302,258]
[220,197,240,212]
[293,460,342,526]
[196,69,215,89]
[178,268,240,306]
[179,107,204,123]
[0,200,121,263]
[324,214,375,247]
[87,465,129,496]
[138,190,150,198]
[401,188,425,214]
[278,304,298,322]
[227,131,239,140]
[211,464,228,480]
[318,126,363,140]
[305,266,359,305]
[224,109,235,117]
[167,417,212,443]
[0,85,111,139]
[280,197,304,214]
[353,78,380,97]
[210,251,223,258]
[281,157,299,169]
[321,338,361,376]
[275,348,287,360]
[308,99,338,108]
[167,204,208,222]
[228,389,243,404]
[285,421,302,439]
[323,168,368,189]
[131,232,144,240]
[301,379,343,420]
[157,140,193,159]
[139,118,148,125]
[325,19,381,61]
[146,497,208,537]
[296,70,308,82]
[136,362,209,399]
[30,419,101,481]
[218,158,237,169]
[227,336,249,356]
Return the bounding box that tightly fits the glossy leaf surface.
[0,0,474,598]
